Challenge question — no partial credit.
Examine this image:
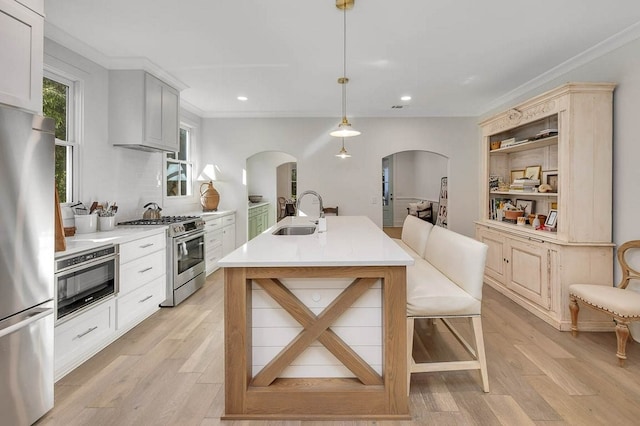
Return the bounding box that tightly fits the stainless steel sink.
[272,226,316,236]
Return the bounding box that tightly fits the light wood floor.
[38,265,640,425]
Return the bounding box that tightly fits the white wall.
[201,117,478,244]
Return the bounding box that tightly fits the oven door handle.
[174,231,205,245]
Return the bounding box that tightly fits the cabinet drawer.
[119,249,165,295]
[55,298,116,377]
[206,229,223,252]
[119,232,166,263]
[222,214,235,226]
[205,217,223,231]
[117,275,164,331]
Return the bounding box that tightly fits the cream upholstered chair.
[277,197,286,221]
[569,240,640,366]
[407,226,489,394]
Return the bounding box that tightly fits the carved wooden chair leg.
[615,320,630,366]
[569,295,580,337]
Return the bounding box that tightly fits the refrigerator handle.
[0,307,53,339]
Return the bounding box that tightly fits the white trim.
[44,69,82,204]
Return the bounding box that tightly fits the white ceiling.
[44,0,640,118]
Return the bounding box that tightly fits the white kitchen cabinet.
[109,70,179,152]
[117,275,165,329]
[222,214,236,256]
[203,212,236,275]
[0,0,43,112]
[477,83,615,331]
[117,231,166,332]
[204,217,223,276]
[54,298,116,381]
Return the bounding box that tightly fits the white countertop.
[248,202,270,209]
[218,216,414,267]
[56,226,167,257]
[185,209,235,218]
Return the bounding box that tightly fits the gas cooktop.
[118,216,199,226]
[118,215,204,237]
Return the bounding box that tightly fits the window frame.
[43,67,81,205]
[164,120,196,201]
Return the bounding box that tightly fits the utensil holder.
[98,216,115,231]
[74,213,97,234]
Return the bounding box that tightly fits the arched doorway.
[382,150,448,228]
[246,151,297,240]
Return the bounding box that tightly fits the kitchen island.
[218,216,413,420]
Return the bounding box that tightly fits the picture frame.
[542,170,559,192]
[510,169,524,183]
[545,209,558,229]
[524,165,542,181]
[515,199,535,216]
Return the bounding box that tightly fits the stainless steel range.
[119,215,206,307]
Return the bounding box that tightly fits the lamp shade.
[330,119,361,138]
[197,163,219,182]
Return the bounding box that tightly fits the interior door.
[382,156,394,227]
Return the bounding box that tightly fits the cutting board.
[55,185,66,252]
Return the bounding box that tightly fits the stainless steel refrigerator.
[0,104,55,425]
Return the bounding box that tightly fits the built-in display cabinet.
[0,0,43,113]
[476,82,616,331]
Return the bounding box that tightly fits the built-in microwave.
[54,245,118,322]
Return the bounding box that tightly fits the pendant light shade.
[331,0,360,138]
[336,138,352,158]
[330,117,360,138]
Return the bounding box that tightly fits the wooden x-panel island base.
[219,216,414,420]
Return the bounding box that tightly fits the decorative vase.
[200,182,220,211]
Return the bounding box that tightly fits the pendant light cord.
[342,6,347,119]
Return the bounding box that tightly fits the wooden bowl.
[490,141,501,150]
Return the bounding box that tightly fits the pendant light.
[336,138,351,158]
[330,0,360,138]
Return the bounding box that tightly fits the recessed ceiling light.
[400,95,412,101]
[237,96,248,101]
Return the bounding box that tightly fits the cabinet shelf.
[490,191,557,197]
[490,135,558,154]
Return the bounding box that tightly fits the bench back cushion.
[401,215,433,258]
[423,225,488,300]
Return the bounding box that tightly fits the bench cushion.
[400,215,433,258]
[423,226,488,301]
[392,238,422,259]
[407,258,482,316]
[570,284,640,319]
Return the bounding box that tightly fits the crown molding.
[481,20,640,115]
[44,22,188,91]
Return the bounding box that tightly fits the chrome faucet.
[296,190,324,218]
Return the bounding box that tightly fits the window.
[43,73,77,203]
[166,126,193,197]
